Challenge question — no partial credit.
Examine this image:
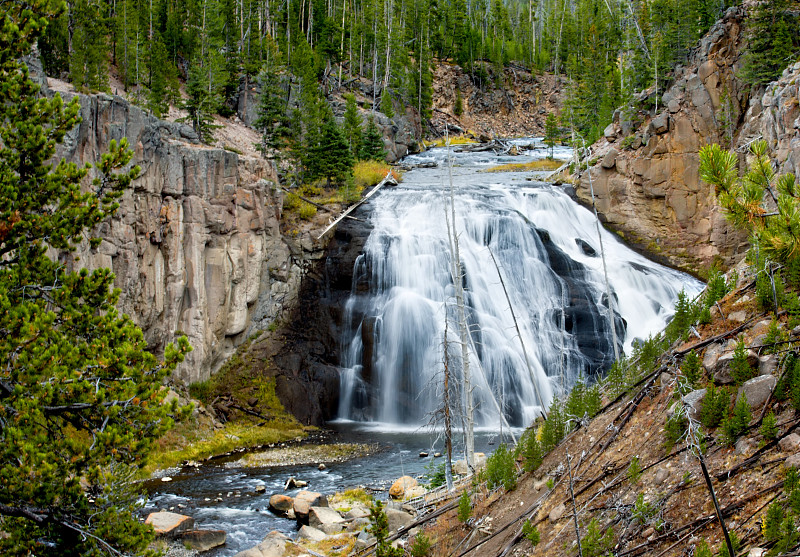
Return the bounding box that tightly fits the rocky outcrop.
[43,77,322,384]
[577,8,751,272]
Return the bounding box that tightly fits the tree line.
[35,0,800,151]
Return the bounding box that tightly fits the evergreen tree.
[313,116,354,186]
[342,93,363,157]
[0,2,191,553]
[544,113,559,159]
[68,0,111,91]
[742,0,800,86]
[254,66,291,155]
[360,116,386,161]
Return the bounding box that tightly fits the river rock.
[386,509,414,532]
[347,517,371,532]
[356,529,377,549]
[145,511,195,537]
[297,525,327,542]
[346,504,370,519]
[269,494,294,516]
[309,506,345,529]
[180,530,227,552]
[233,530,289,557]
[737,375,776,409]
[293,491,327,524]
[453,453,487,475]
[389,476,418,499]
[405,486,427,499]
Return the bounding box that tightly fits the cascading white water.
[337,140,703,428]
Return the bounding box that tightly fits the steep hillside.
[423,261,800,557]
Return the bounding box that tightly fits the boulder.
[549,503,567,523]
[759,355,779,376]
[144,512,195,538]
[702,344,723,373]
[386,509,414,532]
[714,349,758,384]
[735,437,756,456]
[233,530,289,557]
[737,375,777,409]
[309,506,345,530]
[268,494,294,516]
[345,505,370,520]
[389,476,418,499]
[293,491,327,523]
[779,433,800,453]
[180,530,227,552]
[297,525,327,542]
[603,123,617,142]
[356,529,377,549]
[785,453,800,469]
[453,453,487,475]
[320,523,345,535]
[347,517,371,532]
[654,468,670,485]
[682,389,707,422]
[406,486,427,499]
[600,148,618,169]
[652,111,669,134]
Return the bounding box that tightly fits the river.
[144,138,703,555]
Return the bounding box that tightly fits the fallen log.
[316,171,397,240]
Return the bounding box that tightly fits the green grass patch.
[482,159,564,173]
[144,419,306,475]
[423,134,477,148]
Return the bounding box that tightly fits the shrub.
[522,520,540,545]
[409,531,432,557]
[188,379,214,403]
[484,443,517,491]
[632,493,661,528]
[694,539,713,557]
[716,531,741,557]
[760,411,779,441]
[763,500,785,541]
[426,461,446,488]
[665,290,697,342]
[297,201,317,220]
[517,427,543,472]
[604,359,628,399]
[369,501,403,557]
[457,490,472,523]
[730,339,756,384]
[566,379,602,422]
[722,394,751,445]
[681,350,702,389]
[627,455,642,484]
[541,399,566,452]
[582,518,615,557]
[664,413,688,452]
[773,513,798,555]
[700,383,730,429]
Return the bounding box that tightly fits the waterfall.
[337,141,703,429]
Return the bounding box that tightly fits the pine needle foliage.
[457,490,472,523]
[700,140,800,266]
[0,2,191,554]
[700,383,730,429]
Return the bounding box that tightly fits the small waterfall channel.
[336,139,703,428]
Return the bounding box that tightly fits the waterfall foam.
[337,141,703,428]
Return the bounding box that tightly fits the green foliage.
[716,531,741,557]
[425,461,446,489]
[665,290,699,342]
[730,338,756,385]
[771,512,798,555]
[409,531,432,557]
[695,539,714,557]
[760,411,779,441]
[632,492,662,528]
[307,115,354,186]
[541,398,567,452]
[604,359,630,400]
[681,350,702,389]
[544,113,560,159]
[663,413,688,452]
[546,478,555,490]
[722,394,752,445]
[764,500,785,542]
[701,141,800,267]
[343,94,363,157]
[454,87,464,117]
[0,2,191,553]
[701,383,730,429]
[582,518,615,557]
[565,379,602,422]
[627,455,642,484]
[457,490,472,523]
[370,501,404,557]
[360,117,386,162]
[516,427,543,472]
[255,67,291,154]
[741,0,800,86]
[483,443,517,491]
[522,520,540,545]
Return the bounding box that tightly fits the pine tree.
[313,116,354,186]
[0,2,191,553]
[360,116,386,161]
[254,66,291,155]
[544,113,559,159]
[742,0,800,86]
[342,93,363,157]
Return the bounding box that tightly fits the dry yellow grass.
[482,159,564,173]
[423,134,478,148]
[353,159,402,189]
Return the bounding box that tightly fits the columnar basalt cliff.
[48,82,324,385]
[578,7,755,273]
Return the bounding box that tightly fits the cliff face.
[576,7,767,273]
[50,86,322,385]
